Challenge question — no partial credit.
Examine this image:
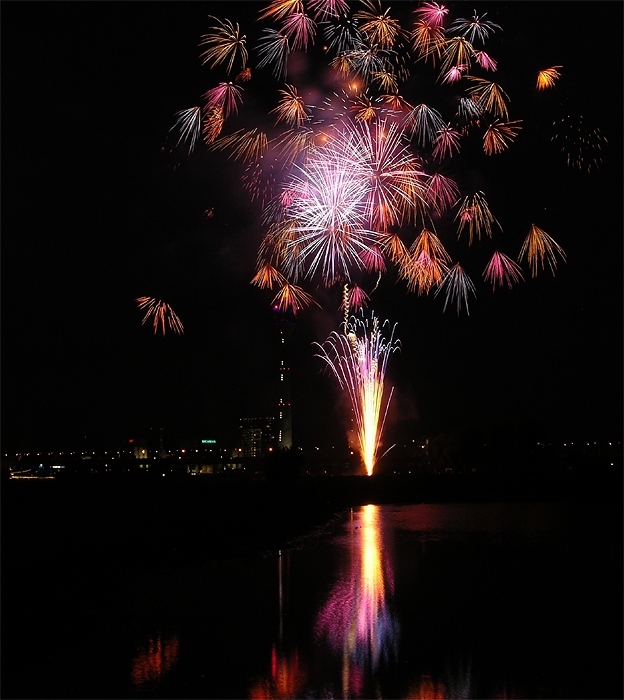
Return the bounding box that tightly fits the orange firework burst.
[202,106,224,145]
[465,77,510,120]
[483,119,522,155]
[271,283,319,316]
[199,16,248,74]
[251,264,287,290]
[404,228,451,293]
[136,297,184,335]
[536,66,562,90]
[356,0,402,50]
[258,0,303,22]
[455,191,500,244]
[208,128,268,163]
[351,93,378,122]
[439,36,474,76]
[518,224,566,277]
[411,21,446,63]
[270,85,309,128]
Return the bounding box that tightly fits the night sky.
[2,1,622,455]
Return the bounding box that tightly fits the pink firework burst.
[483,251,524,290]
[414,2,448,28]
[202,82,243,119]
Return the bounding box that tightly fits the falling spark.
[169,107,202,155]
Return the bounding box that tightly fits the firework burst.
[199,16,248,74]
[483,251,524,290]
[172,2,574,324]
[435,263,476,315]
[518,224,567,277]
[536,66,562,90]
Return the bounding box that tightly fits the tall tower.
[274,309,295,450]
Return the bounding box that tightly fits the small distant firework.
[473,50,497,71]
[202,82,243,119]
[270,84,309,127]
[258,0,304,23]
[339,283,370,314]
[551,114,606,173]
[315,311,399,476]
[465,77,510,120]
[256,28,290,80]
[281,11,317,51]
[432,124,461,160]
[136,297,184,335]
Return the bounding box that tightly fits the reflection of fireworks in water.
[315,308,399,476]
[136,297,184,335]
[315,504,399,694]
[130,632,180,688]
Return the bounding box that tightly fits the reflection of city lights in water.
[404,660,473,699]
[130,632,180,688]
[248,645,308,699]
[315,504,399,695]
[249,551,308,699]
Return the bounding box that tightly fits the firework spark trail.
[169,107,202,155]
[315,311,399,476]
[136,297,184,335]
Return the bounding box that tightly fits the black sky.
[2,1,622,454]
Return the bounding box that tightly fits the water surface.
[6,501,622,699]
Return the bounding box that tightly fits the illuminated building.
[274,308,295,450]
[239,417,276,458]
